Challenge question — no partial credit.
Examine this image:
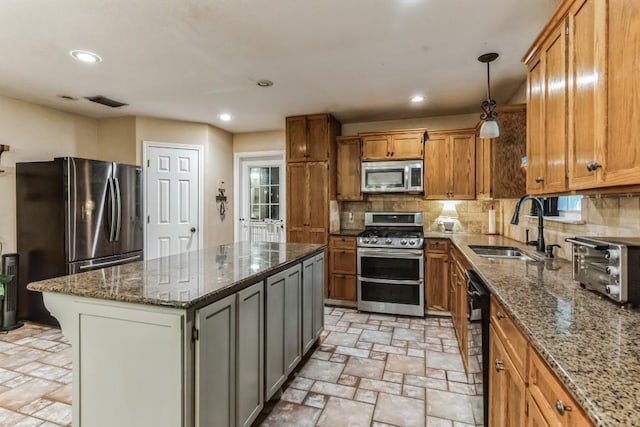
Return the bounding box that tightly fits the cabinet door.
[301,258,315,355]
[567,0,606,190]
[425,252,449,311]
[450,133,476,199]
[307,162,328,243]
[527,55,546,195]
[287,163,308,241]
[336,137,362,201]
[196,294,236,427]
[390,132,423,159]
[313,253,325,340]
[543,24,568,193]
[527,395,551,427]
[602,0,640,186]
[424,135,451,199]
[476,137,492,199]
[489,325,526,427]
[265,264,301,399]
[329,274,357,301]
[362,135,391,160]
[306,115,329,162]
[286,116,308,162]
[237,283,264,427]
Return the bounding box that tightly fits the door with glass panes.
[240,160,285,242]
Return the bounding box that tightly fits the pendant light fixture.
[478,52,499,139]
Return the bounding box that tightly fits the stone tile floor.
[0,307,482,427]
[0,322,72,427]
[260,307,483,427]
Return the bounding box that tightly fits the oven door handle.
[359,277,423,286]
[564,238,608,250]
[358,249,424,258]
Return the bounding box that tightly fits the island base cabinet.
[61,298,185,427]
[302,253,325,355]
[265,264,302,400]
[195,281,265,427]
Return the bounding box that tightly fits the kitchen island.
[425,233,640,427]
[27,241,326,427]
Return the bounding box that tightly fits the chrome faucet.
[510,195,546,253]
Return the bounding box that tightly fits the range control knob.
[371,238,378,244]
[606,266,620,275]
[401,239,408,245]
[362,238,369,244]
[604,249,619,260]
[385,238,393,245]
[408,240,416,246]
[606,284,620,296]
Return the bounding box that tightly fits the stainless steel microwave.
[361,160,423,193]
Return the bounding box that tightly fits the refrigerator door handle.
[78,254,142,270]
[107,177,117,242]
[114,177,122,241]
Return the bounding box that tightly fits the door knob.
[190,227,196,233]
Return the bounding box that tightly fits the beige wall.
[233,130,285,153]
[0,95,99,253]
[135,116,235,248]
[97,116,137,164]
[341,113,480,135]
[508,81,527,104]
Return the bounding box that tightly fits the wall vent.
[85,95,128,108]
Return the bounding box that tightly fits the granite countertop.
[436,233,639,427]
[27,242,325,310]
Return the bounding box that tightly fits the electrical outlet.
[217,179,225,191]
[348,212,354,223]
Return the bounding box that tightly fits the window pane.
[260,168,270,185]
[558,195,582,211]
[250,168,260,184]
[260,205,269,219]
[270,205,279,220]
[270,167,280,185]
[270,186,279,204]
[259,187,269,203]
[251,205,260,220]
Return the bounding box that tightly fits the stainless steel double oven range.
[357,212,424,316]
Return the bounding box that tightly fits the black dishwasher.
[466,269,490,427]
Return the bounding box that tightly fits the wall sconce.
[0,145,10,173]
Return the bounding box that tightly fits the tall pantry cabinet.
[286,114,341,244]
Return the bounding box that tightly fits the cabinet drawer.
[426,239,449,253]
[329,274,357,301]
[330,249,356,275]
[329,236,357,250]
[528,349,593,427]
[490,296,528,379]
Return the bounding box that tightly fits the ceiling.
[0,0,560,133]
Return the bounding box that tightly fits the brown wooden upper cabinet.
[336,136,362,201]
[361,130,425,161]
[523,0,640,193]
[476,105,527,200]
[424,129,476,200]
[286,114,340,163]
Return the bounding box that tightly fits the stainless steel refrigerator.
[16,157,143,325]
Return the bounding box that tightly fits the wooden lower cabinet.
[527,395,551,427]
[528,349,592,427]
[489,325,527,427]
[449,247,469,371]
[425,239,450,311]
[328,236,357,303]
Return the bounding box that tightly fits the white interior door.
[146,144,201,260]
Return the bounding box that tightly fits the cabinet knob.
[586,161,601,172]
[390,151,394,156]
[496,312,505,320]
[535,176,544,184]
[555,399,572,416]
[494,359,505,372]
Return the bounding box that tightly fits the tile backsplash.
[340,194,640,261]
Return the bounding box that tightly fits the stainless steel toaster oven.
[566,236,640,305]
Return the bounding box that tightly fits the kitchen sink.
[468,245,536,261]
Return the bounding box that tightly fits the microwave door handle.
[405,166,410,189]
[564,238,608,250]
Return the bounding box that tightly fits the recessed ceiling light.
[70,50,102,64]
[410,95,425,103]
[219,113,233,122]
[256,80,274,87]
